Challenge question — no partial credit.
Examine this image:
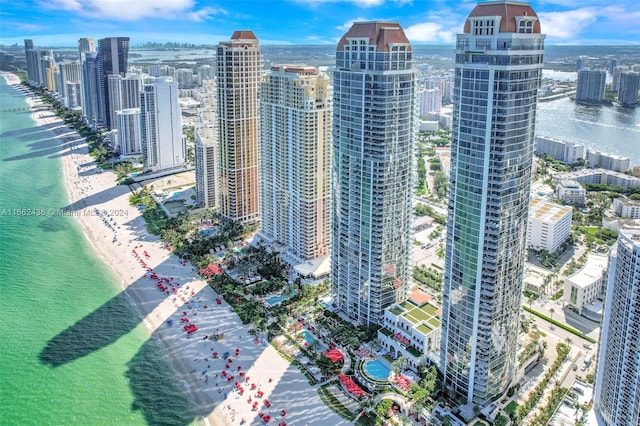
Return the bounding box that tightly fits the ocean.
[0,78,198,425]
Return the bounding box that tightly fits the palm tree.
[549,307,555,321]
[391,357,408,374]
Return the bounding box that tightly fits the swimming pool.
[300,330,317,345]
[364,359,391,380]
[265,294,288,306]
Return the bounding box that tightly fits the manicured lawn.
[505,400,519,417]
[417,323,433,334]
[409,307,429,321]
[401,301,416,310]
[428,318,440,328]
[421,303,438,316]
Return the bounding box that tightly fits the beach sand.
[3,73,346,426]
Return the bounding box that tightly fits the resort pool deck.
[265,294,289,307]
[300,330,317,345]
[363,359,391,381]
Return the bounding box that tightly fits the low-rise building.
[563,253,608,320]
[586,150,630,173]
[556,169,640,189]
[557,179,586,206]
[523,263,553,296]
[535,136,584,164]
[378,290,441,372]
[527,198,573,253]
[612,197,640,219]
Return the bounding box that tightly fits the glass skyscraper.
[439,0,545,405]
[594,225,640,426]
[331,22,416,326]
[96,37,129,130]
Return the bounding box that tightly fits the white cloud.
[292,0,384,7]
[336,17,370,31]
[537,7,598,38]
[38,0,226,22]
[404,21,456,43]
[187,6,228,22]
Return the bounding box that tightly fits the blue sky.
[1,0,639,46]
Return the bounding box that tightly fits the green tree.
[376,399,394,419]
[391,356,408,374]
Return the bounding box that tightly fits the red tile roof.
[337,22,411,52]
[463,1,541,34]
[230,30,258,40]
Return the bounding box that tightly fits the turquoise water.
[364,359,391,380]
[265,294,288,306]
[0,79,198,425]
[300,330,316,345]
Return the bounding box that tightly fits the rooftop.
[566,253,608,288]
[338,21,411,52]
[270,64,319,75]
[388,291,441,335]
[464,1,541,34]
[219,30,260,48]
[230,30,258,41]
[529,198,572,222]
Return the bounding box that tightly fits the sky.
[1,0,639,47]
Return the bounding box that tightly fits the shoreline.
[3,72,346,426]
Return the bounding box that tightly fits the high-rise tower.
[331,22,416,325]
[96,37,130,129]
[216,31,261,223]
[576,69,606,104]
[617,71,640,106]
[195,79,219,209]
[594,224,640,426]
[439,0,545,405]
[260,65,332,264]
[140,77,185,172]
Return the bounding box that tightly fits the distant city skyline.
[2,0,639,47]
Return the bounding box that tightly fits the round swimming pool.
[364,359,391,380]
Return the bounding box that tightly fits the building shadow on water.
[126,337,200,426]
[38,252,217,424]
[39,290,142,367]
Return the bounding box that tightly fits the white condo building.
[587,150,630,173]
[563,253,608,318]
[594,225,640,426]
[58,61,82,108]
[175,68,194,89]
[115,108,142,157]
[534,136,584,165]
[419,88,442,115]
[260,65,332,267]
[440,1,545,405]
[195,79,219,209]
[526,198,572,253]
[331,22,417,326]
[140,77,185,172]
[613,197,640,219]
[107,73,144,133]
[557,179,586,206]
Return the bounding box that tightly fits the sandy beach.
[3,72,346,426]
